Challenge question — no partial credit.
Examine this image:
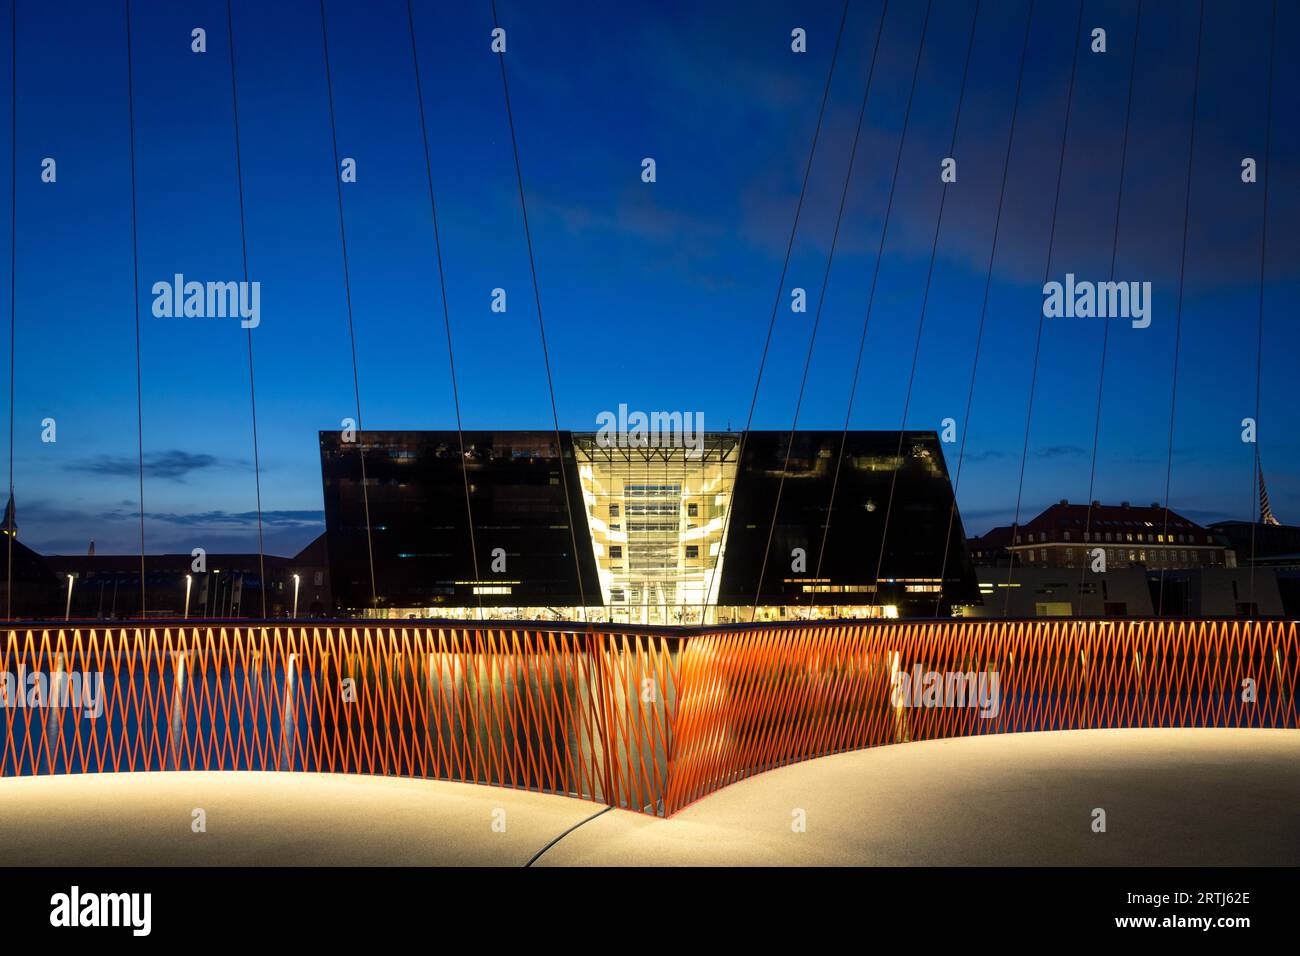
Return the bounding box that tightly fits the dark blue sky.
[2,0,1297,556]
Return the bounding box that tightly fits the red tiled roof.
[1019,501,1204,535]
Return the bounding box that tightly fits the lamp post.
[292,573,301,619]
[184,574,192,619]
[64,574,75,621]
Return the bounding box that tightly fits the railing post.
[280,651,297,771]
[43,648,65,774]
[169,649,187,771]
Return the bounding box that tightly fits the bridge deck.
[3,728,1296,866]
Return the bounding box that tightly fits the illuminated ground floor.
[369,602,903,624]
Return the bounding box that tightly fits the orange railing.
[1,620,1296,816]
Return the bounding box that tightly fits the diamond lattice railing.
[0,620,1295,816]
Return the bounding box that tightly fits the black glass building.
[319,430,979,621]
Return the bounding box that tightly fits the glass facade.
[320,430,979,620]
[319,430,600,614]
[713,431,978,618]
[573,433,740,625]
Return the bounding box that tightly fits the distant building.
[43,533,330,621]
[1209,520,1300,617]
[967,525,1014,567]
[966,567,1155,618]
[318,429,981,622]
[1209,520,1300,568]
[964,565,1284,619]
[971,500,1232,572]
[1153,567,1284,618]
[0,495,61,617]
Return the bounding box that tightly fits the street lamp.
[292,573,300,619]
[184,574,192,619]
[64,574,75,621]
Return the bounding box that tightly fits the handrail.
[1,620,1295,816]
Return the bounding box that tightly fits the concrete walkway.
[0,772,598,867]
[2,729,1297,866]
[543,728,1300,866]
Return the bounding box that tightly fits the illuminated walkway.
[2,729,1297,866]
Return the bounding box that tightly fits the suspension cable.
[931,0,1036,617]
[699,0,851,623]
[224,0,267,618]
[408,0,482,618]
[488,0,587,618]
[318,0,378,610]
[1156,1,1205,616]
[750,1,890,613]
[1001,0,1086,616]
[872,0,981,612]
[1076,1,1142,602]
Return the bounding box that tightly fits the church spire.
[1259,465,1281,526]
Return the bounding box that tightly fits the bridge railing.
[1,620,1295,816]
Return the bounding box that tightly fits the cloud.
[68,451,231,482]
[14,498,325,557]
[147,510,323,528]
[1036,445,1085,459]
[92,508,323,529]
[960,448,1008,464]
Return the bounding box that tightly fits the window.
[609,546,622,559]
[685,545,699,559]
[609,503,620,518]
[687,503,698,518]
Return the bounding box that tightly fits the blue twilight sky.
[1,0,1297,557]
